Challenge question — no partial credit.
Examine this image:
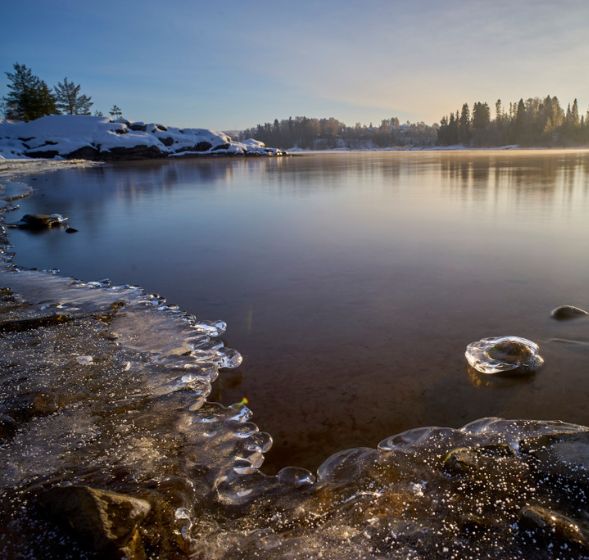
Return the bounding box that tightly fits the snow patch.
[0,115,286,160]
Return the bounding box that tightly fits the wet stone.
[443,444,514,476]
[39,485,151,559]
[519,505,589,550]
[551,305,589,320]
[12,213,68,230]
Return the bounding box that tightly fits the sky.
[1,0,588,130]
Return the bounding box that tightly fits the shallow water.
[9,151,589,471]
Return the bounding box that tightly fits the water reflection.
[9,150,589,470]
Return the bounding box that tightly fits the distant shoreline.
[288,145,589,154]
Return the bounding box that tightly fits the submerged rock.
[39,486,151,559]
[519,505,589,550]
[551,305,589,320]
[443,444,514,475]
[465,336,544,375]
[519,431,589,479]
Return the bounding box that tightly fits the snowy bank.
[0,115,286,161]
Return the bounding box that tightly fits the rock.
[0,313,72,332]
[175,141,212,154]
[66,146,100,160]
[128,122,147,132]
[9,391,62,419]
[551,305,589,320]
[40,485,151,559]
[100,145,166,160]
[24,149,60,159]
[443,444,514,475]
[211,143,230,151]
[465,336,544,375]
[158,136,174,147]
[519,505,589,549]
[65,227,78,234]
[14,214,67,230]
[0,413,17,439]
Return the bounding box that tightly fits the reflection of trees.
[440,152,589,211]
[17,151,589,234]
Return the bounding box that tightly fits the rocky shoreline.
[0,115,287,161]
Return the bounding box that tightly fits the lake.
[10,150,589,471]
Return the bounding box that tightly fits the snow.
[0,115,285,160]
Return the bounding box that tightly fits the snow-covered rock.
[0,115,286,160]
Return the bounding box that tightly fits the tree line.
[1,63,123,121]
[438,97,589,147]
[242,98,589,149]
[239,117,438,150]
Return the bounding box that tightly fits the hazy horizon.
[2,0,588,130]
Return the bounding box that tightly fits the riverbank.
[1,163,589,559]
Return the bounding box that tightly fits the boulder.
[24,149,60,159]
[174,141,212,154]
[100,145,166,161]
[40,486,151,559]
[551,305,589,320]
[211,143,230,151]
[13,214,67,230]
[66,146,100,160]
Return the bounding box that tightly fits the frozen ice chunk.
[465,336,543,375]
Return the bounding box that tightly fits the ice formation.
[465,336,544,375]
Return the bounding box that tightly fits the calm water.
[9,151,589,470]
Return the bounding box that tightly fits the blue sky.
[1,0,588,129]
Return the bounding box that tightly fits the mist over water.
[10,151,589,470]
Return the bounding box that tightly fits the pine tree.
[3,63,57,121]
[458,103,471,145]
[109,105,123,120]
[54,78,93,115]
[571,99,579,126]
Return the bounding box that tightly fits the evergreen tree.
[109,105,123,119]
[3,63,57,121]
[513,99,527,143]
[54,78,93,115]
[495,99,503,122]
[458,103,471,145]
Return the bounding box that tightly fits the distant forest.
[239,96,589,149]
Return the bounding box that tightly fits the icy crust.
[0,115,286,160]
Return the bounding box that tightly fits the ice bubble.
[277,466,316,487]
[465,336,544,375]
